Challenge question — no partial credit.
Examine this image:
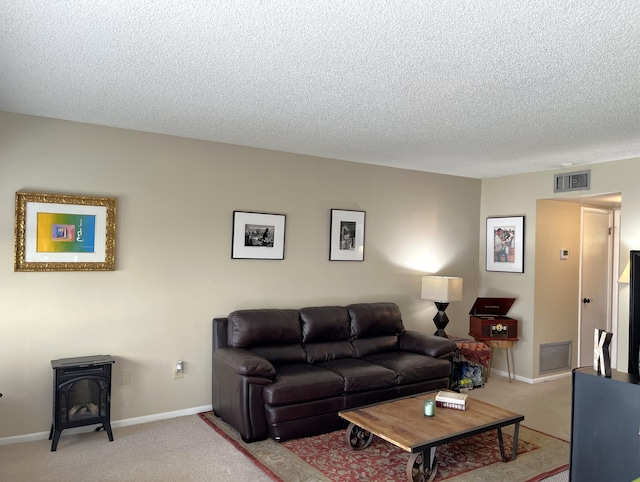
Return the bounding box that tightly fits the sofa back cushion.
[347,303,405,357]
[347,302,405,339]
[228,309,301,347]
[300,306,351,343]
[300,306,354,363]
[228,309,306,364]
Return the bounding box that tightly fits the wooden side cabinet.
[570,367,640,482]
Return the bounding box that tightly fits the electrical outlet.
[122,369,132,385]
[174,360,184,379]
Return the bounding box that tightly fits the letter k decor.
[593,329,613,377]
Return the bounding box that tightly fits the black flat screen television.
[629,250,640,375]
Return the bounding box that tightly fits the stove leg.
[50,429,62,451]
[104,423,114,442]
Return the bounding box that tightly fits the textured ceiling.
[1,1,639,179]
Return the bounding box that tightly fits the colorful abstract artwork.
[14,192,117,271]
[37,213,96,253]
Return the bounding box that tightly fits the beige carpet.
[469,374,572,442]
[0,415,274,482]
[0,374,571,481]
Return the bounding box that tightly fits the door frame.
[610,209,621,368]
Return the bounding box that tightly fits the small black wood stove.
[49,355,115,451]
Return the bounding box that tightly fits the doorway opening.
[534,192,621,376]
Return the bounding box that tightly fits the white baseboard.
[0,404,212,447]
[489,368,572,384]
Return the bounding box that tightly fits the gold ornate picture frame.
[14,192,117,272]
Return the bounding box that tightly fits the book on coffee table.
[435,400,467,410]
[435,390,468,410]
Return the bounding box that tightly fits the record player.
[469,297,518,340]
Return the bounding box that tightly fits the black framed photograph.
[329,209,365,261]
[486,215,524,273]
[232,211,286,260]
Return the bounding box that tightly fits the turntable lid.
[469,297,515,316]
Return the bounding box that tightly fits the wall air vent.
[554,170,591,193]
[539,341,572,374]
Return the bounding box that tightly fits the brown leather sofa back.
[347,302,405,338]
[228,308,306,365]
[228,309,301,347]
[224,302,411,365]
[348,302,405,357]
[300,306,350,343]
[300,306,355,363]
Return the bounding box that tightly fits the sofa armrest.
[214,347,277,380]
[212,347,276,442]
[399,331,457,358]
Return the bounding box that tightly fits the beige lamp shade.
[421,276,463,302]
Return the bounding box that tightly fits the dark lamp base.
[432,302,450,338]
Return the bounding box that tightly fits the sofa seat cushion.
[317,358,399,393]
[263,364,345,405]
[265,396,345,424]
[364,352,452,384]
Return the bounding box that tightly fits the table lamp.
[421,276,463,337]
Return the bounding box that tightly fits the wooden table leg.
[487,348,493,380]
[484,340,516,382]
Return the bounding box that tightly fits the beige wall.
[478,172,541,379]
[534,200,581,376]
[0,112,482,438]
[480,158,640,379]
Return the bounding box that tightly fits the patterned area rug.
[199,412,569,482]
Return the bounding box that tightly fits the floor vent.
[554,170,591,193]
[539,341,572,374]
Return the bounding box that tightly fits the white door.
[579,207,613,366]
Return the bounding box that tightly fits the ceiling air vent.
[554,169,591,193]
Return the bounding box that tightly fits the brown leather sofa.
[211,302,456,442]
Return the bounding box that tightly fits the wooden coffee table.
[339,392,524,482]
